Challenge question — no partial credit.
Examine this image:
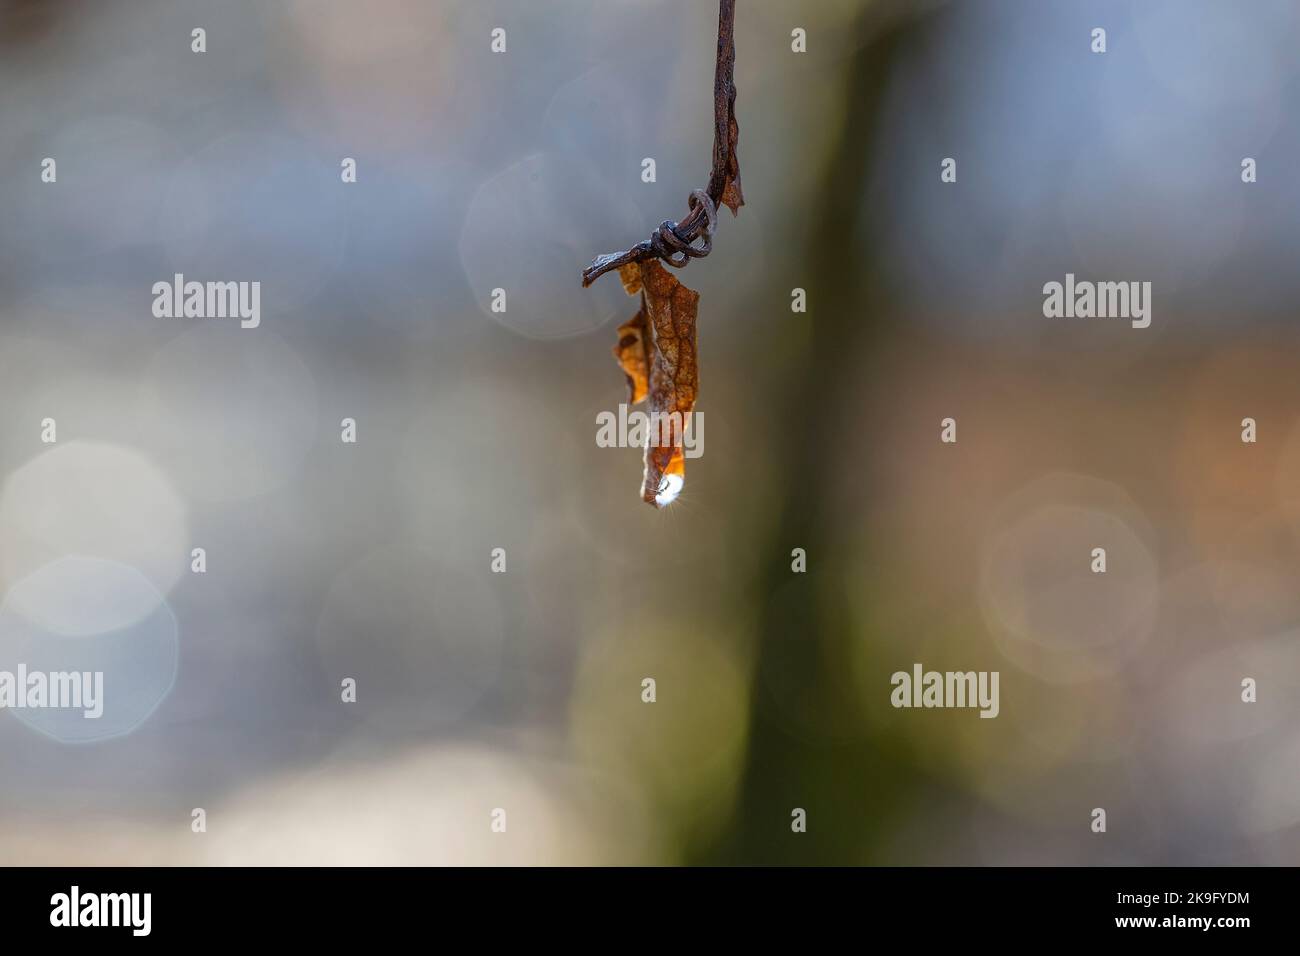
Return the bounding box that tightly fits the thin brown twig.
[581,0,740,287]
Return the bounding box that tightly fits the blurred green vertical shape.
[696,4,938,866]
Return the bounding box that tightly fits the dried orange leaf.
[618,263,643,296]
[610,261,701,507]
[636,260,699,507]
[648,447,686,508]
[611,301,650,404]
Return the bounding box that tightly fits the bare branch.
[582,0,741,288]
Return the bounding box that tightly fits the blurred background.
[2,0,1300,864]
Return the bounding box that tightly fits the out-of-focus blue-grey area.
[2,0,1300,864]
